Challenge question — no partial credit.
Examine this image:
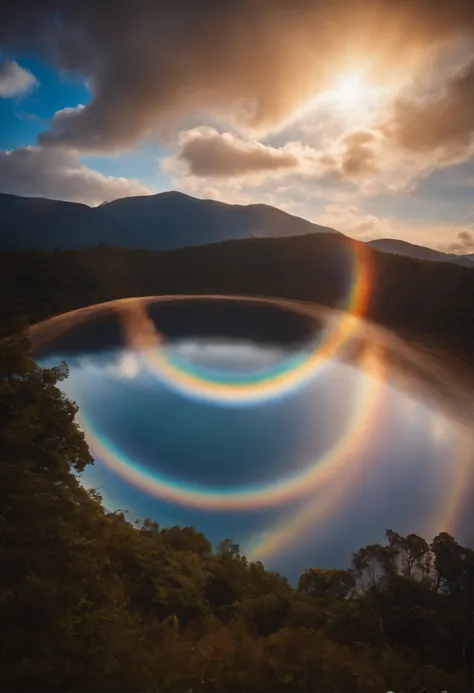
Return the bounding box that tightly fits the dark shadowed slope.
[0,190,336,251]
[1,233,474,377]
[100,191,337,249]
[369,238,474,268]
[0,192,127,251]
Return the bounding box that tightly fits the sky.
[1,1,474,253]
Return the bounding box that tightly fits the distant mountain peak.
[0,189,337,252]
[369,237,474,268]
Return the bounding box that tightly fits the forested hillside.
[1,327,473,691]
[1,233,474,376]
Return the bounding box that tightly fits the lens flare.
[120,243,372,407]
[29,260,473,563]
[31,278,384,516]
[245,343,387,560]
[428,417,474,540]
[77,354,382,511]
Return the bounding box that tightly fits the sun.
[331,73,366,107]
[289,70,382,125]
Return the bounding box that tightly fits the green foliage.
[1,333,472,691]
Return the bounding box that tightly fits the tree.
[0,329,138,690]
[351,542,396,592]
[298,568,355,600]
[386,529,431,579]
[161,525,211,555]
[431,532,474,593]
[217,538,241,558]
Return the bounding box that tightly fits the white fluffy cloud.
[0,59,37,97]
[0,146,151,205]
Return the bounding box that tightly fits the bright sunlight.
[331,73,366,107]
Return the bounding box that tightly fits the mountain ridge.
[1,190,473,270]
[369,237,474,267]
[0,190,337,252]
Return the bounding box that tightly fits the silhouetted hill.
[1,233,473,378]
[0,190,336,251]
[369,237,474,268]
[101,191,337,249]
[0,192,126,251]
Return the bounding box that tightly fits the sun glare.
[332,73,366,107]
[289,69,384,126]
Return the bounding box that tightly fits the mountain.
[0,191,336,251]
[0,192,125,251]
[3,190,473,269]
[369,238,474,268]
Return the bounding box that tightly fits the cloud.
[339,130,379,176]
[0,146,150,205]
[0,59,37,97]
[330,57,474,194]
[168,118,473,196]
[314,204,385,240]
[173,127,300,178]
[165,127,336,185]
[447,229,474,253]
[2,1,474,151]
[314,201,474,252]
[169,338,293,371]
[166,127,386,188]
[384,58,474,163]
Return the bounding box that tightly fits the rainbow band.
[246,345,387,560]
[247,389,474,563]
[430,421,474,540]
[121,242,372,406]
[78,349,383,511]
[31,280,386,515]
[29,289,473,563]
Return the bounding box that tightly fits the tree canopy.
[1,328,473,691]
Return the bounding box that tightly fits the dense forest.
[1,234,474,380]
[1,321,473,691]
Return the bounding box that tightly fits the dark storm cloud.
[2,1,474,152]
[386,59,474,159]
